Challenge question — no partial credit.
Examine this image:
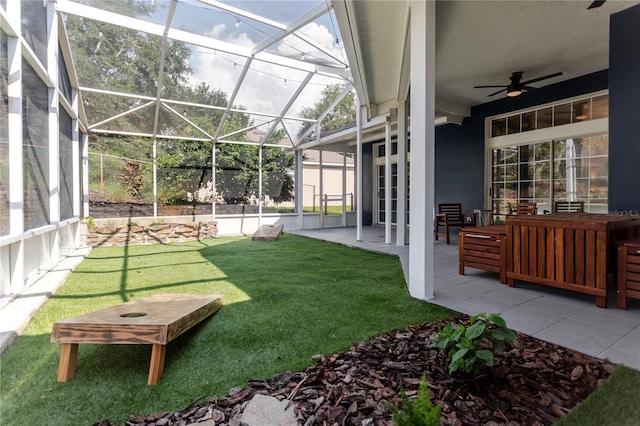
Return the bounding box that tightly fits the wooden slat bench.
[459,225,507,284]
[51,293,223,385]
[617,239,640,309]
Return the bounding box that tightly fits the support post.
[356,98,364,242]
[295,149,304,229]
[396,100,408,246]
[409,0,436,300]
[384,118,392,244]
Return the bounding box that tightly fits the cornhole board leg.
[57,343,79,382]
[148,344,166,385]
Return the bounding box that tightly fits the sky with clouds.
[169,0,350,139]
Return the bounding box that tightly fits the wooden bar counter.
[505,213,640,307]
[51,293,223,385]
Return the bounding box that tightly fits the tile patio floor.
[290,226,640,370]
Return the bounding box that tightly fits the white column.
[342,153,347,226]
[384,118,392,244]
[153,138,158,217]
[356,99,364,241]
[318,149,324,228]
[211,142,216,219]
[8,29,23,237]
[409,0,436,300]
[258,145,263,227]
[71,91,80,220]
[47,1,60,262]
[295,149,304,229]
[81,133,90,217]
[7,9,25,294]
[396,100,407,246]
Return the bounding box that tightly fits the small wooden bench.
[617,239,640,309]
[51,293,223,385]
[459,225,507,283]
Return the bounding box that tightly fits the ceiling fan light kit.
[507,86,522,97]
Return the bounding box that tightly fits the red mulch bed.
[94,315,613,426]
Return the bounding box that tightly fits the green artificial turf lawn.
[557,365,640,426]
[0,234,455,425]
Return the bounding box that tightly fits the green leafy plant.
[389,374,441,426]
[82,216,95,229]
[431,313,516,374]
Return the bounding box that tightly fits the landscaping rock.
[239,394,297,426]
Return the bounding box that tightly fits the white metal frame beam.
[57,0,342,76]
[295,84,352,146]
[260,72,314,146]
[251,2,330,56]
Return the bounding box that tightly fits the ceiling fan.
[587,0,606,10]
[473,71,563,97]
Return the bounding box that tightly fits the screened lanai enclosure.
[0,0,357,297]
[69,0,356,219]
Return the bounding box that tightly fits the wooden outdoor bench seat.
[459,225,507,283]
[617,239,640,309]
[51,293,223,385]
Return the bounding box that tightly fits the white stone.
[239,394,297,426]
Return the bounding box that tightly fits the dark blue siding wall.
[435,118,485,211]
[609,4,640,212]
[435,70,609,210]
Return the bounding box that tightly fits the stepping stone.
[239,394,297,426]
[252,224,284,241]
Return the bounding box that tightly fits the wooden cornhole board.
[51,293,223,385]
[252,224,284,241]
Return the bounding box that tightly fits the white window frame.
[484,90,609,210]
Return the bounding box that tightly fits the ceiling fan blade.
[588,0,606,9]
[521,72,563,86]
[488,88,507,97]
[473,85,508,89]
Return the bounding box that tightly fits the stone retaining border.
[87,222,218,247]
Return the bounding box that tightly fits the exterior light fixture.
[235,18,240,28]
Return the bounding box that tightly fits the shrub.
[389,375,441,426]
[121,161,144,197]
[82,216,95,229]
[431,313,516,375]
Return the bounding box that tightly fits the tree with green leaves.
[298,84,356,138]
[65,1,192,132]
[65,2,295,207]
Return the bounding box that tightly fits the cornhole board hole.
[51,293,223,385]
[252,224,284,241]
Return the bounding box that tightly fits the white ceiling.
[335,0,640,118]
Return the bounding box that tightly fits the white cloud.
[188,18,348,142]
[205,23,227,39]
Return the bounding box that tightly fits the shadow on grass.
[0,234,455,426]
